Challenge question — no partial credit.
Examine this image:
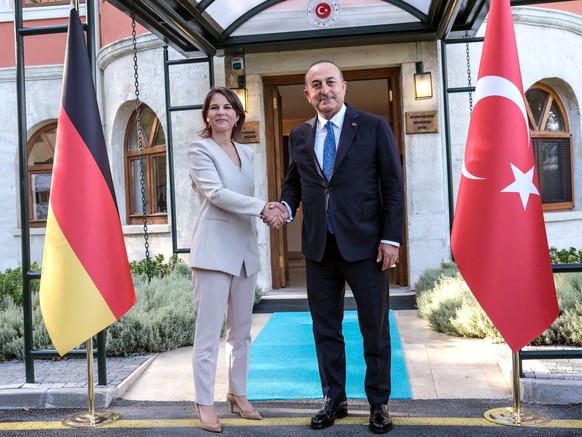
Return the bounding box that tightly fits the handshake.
[260,202,289,230]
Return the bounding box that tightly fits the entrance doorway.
[263,68,408,290]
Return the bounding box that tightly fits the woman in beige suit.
[188,87,285,433]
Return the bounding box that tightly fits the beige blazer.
[188,138,265,277]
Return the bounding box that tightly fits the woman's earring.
[235,122,238,127]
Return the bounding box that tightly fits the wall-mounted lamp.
[232,87,248,112]
[414,61,433,100]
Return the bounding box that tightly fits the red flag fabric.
[451,0,558,352]
[39,8,136,356]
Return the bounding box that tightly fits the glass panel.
[31,173,51,221]
[29,139,53,166]
[127,119,138,151]
[544,101,565,132]
[205,0,264,29]
[140,106,155,147]
[405,0,431,14]
[153,155,167,213]
[152,122,166,147]
[533,137,572,204]
[203,0,419,33]
[130,159,149,215]
[44,130,56,150]
[128,106,157,151]
[526,88,548,128]
[235,1,417,36]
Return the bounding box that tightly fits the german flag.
[39,8,136,356]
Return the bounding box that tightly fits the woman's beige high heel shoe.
[226,393,262,420]
[195,403,222,433]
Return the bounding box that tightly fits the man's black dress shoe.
[310,399,348,429]
[369,404,393,434]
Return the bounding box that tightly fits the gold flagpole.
[484,350,550,426]
[62,338,123,427]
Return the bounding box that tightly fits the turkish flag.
[451,0,559,352]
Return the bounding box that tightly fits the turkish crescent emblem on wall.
[306,0,341,28]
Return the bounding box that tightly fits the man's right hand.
[261,202,289,229]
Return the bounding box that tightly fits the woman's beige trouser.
[191,266,256,405]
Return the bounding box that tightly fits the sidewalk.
[120,303,514,403]
[1,290,582,409]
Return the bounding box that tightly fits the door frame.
[263,67,408,289]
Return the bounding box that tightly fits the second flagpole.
[484,350,550,426]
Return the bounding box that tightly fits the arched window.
[27,122,56,227]
[124,104,167,224]
[24,1,85,7]
[526,83,573,210]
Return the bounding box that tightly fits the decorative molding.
[513,6,582,38]
[0,64,63,83]
[0,4,86,23]
[17,223,171,237]
[97,33,164,70]
[545,210,582,223]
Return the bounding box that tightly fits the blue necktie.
[323,120,335,180]
[323,120,335,233]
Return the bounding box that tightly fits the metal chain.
[466,40,473,115]
[131,14,152,281]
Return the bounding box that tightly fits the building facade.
[2,1,582,292]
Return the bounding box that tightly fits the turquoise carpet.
[247,310,412,400]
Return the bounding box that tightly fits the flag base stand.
[62,410,122,428]
[61,339,123,428]
[484,406,550,426]
[484,351,551,427]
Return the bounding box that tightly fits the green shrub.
[130,253,183,279]
[0,296,26,359]
[0,255,263,360]
[550,247,582,264]
[530,272,582,346]
[174,260,193,278]
[106,272,196,356]
[414,260,459,298]
[0,292,52,360]
[0,263,40,306]
[415,262,582,346]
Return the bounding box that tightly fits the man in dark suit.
[268,60,404,434]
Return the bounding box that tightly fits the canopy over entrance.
[106,0,567,57]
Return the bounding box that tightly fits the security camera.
[231,57,244,71]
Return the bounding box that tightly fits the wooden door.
[264,69,409,288]
[264,85,289,288]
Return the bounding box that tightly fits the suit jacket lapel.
[333,105,359,176]
[306,116,326,180]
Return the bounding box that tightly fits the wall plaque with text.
[239,121,260,144]
[405,111,438,134]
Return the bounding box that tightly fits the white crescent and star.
[501,163,539,210]
[461,75,538,210]
[316,5,329,16]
